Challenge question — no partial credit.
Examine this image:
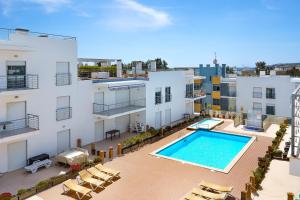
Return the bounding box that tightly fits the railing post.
[287,192,294,200]
[117,144,122,156]
[109,147,114,160]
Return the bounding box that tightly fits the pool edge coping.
[149,128,257,174]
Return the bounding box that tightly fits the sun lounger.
[63,179,92,200]
[79,170,105,191]
[199,181,233,193]
[87,167,113,183]
[95,164,120,178]
[191,188,227,200]
[24,159,52,174]
[184,193,207,200]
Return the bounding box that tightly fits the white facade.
[0,29,199,173]
[145,71,193,128]
[236,75,300,118]
[0,30,94,173]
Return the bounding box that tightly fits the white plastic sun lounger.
[24,159,52,174]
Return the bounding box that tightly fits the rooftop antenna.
[213,52,218,65]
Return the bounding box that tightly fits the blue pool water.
[156,130,251,170]
[189,118,222,129]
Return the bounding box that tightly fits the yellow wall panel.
[212,76,221,84]
[212,91,221,99]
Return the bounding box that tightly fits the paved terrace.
[36,121,272,200]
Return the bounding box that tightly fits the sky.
[0,0,299,67]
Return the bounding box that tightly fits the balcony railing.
[165,94,172,103]
[186,90,206,98]
[253,92,262,98]
[0,75,39,91]
[56,73,72,86]
[56,107,72,121]
[94,99,145,116]
[0,114,39,139]
[155,96,162,105]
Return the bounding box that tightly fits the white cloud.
[105,0,172,31]
[0,0,13,16]
[27,0,70,13]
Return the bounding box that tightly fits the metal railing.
[155,96,162,105]
[0,28,76,40]
[186,90,206,98]
[266,93,276,99]
[56,73,72,86]
[56,107,72,121]
[253,92,262,98]
[0,75,39,90]
[165,94,172,103]
[93,99,145,114]
[0,114,39,135]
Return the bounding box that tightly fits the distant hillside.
[268,63,300,68]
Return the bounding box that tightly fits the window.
[253,87,262,98]
[56,62,71,86]
[155,88,162,105]
[213,99,220,105]
[56,96,72,121]
[266,104,275,115]
[185,84,193,98]
[253,102,262,112]
[194,83,201,90]
[266,88,275,99]
[165,87,171,103]
[213,85,220,91]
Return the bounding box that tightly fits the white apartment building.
[0,28,201,173]
[236,73,300,118]
[0,29,94,173]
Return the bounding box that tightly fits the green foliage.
[272,150,283,157]
[78,66,117,77]
[253,167,265,188]
[35,180,50,188]
[17,189,30,196]
[121,131,158,148]
[93,157,101,164]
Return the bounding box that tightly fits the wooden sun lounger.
[79,170,105,191]
[199,181,233,193]
[191,188,227,200]
[87,167,113,183]
[184,193,207,200]
[63,179,92,200]
[95,164,120,178]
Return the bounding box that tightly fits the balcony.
[0,114,39,142]
[56,107,72,121]
[56,73,72,86]
[0,75,39,93]
[93,99,146,119]
[185,90,206,101]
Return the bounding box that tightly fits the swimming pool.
[152,130,255,173]
[187,118,223,130]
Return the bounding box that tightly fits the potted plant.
[17,188,36,200]
[35,180,51,193]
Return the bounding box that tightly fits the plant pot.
[36,183,51,193]
[18,188,36,200]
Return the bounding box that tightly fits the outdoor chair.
[78,170,105,191]
[95,164,120,178]
[62,179,92,200]
[87,167,113,183]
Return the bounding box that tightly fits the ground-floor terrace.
[22,120,273,200]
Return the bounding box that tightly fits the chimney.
[149,60,156,72]
[116,59,122,78]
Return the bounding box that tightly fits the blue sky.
[0,0,299,67]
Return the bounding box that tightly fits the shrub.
[17,189,30,196]
[35,180,50,188]
[253,167,265,188]
[272,150,283,158]
[0,193,12,200]
[93,157,101,164]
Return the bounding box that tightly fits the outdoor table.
[106,129,121,141]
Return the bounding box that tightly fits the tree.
[255,61,269,75]
[155,58,169,70]
[226,66,234,74]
